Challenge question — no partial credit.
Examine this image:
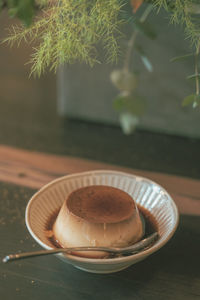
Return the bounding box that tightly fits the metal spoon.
[2,232,159,263]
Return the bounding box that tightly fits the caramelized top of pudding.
[66,185,136,223]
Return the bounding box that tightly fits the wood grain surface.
[0,145,199,216]
[0,181,199,300]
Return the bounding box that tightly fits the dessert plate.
[25,170,179,273]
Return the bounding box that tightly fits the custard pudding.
[53,185,144,257]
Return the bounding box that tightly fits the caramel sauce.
[45,205,158,253]
[45,208,61,248]
[137,205,158,238]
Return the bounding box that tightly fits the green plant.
[154,0,200,109]
[110,3,154,133]
[1,0,200,132]
[1,1,199,74]
[2,0,124,76]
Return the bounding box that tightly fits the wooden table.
[1,146,200,300]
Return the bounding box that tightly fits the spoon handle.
[3,246,114,263]
[2,232,158,263]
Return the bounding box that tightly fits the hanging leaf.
[7,0,35,27]
[135,44,153,72]
[133,20,157,39]
[113,94,146,116]
[193,101,198,108]
[0,0,4,11]
[186,74,200,80]
[130,0,144,13]
[119,112,139,135]
[17,0,35,27]
[110,69,138,92]
[135,44,144,54]
[170,53,194,63]
[182,95,195,107]
[140,55,153,72]
[182,94,200,107]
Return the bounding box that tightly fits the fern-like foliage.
[153,0,200,47]
[3,0,200,76]
[3,0,124,76]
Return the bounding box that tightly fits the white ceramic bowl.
[25,170,179,274]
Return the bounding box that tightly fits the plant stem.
[140,3,153,22]
[123,4,153,72]
[195,43,200,96]
[123,31,137,72]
